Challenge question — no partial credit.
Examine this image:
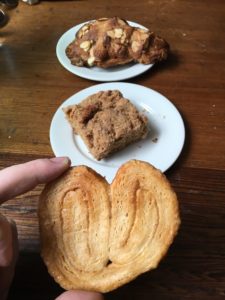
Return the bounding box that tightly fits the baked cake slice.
[63,90,148,160]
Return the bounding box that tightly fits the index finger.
[0,157,70,203]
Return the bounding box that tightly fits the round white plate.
[50,83,185,183]
[56,21,153,82]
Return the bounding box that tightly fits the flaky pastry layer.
[38,160,180,292]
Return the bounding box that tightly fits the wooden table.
[0,1,225,299]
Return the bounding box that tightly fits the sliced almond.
[77,30,84,38]
[98,17,108,21]
[82,25,89,32]
[138,28,149,33]
[114,28,123,38]
[107,30,115,38]
[131,41,141,52]
[87,56,95,66]
[120,31,127,44]
[80,40,91,52]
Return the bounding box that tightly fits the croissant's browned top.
[66,17,169,68]
[38,160,180,292]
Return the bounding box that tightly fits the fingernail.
[50,157,71,166]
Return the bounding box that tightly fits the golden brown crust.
[66,17,169,68]
[39,160,180,292]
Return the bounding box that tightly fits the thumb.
[55,290,104,300]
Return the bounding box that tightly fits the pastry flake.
[39,160,180,292]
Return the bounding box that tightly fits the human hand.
[0,157,103,300]
[56,290,104,300]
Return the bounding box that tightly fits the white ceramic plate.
[56,21,153,81]
[50,83,185,183]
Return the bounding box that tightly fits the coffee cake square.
[63,90,148,160]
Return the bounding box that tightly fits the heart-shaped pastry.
[38,160,180,292]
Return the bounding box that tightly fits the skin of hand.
[0,157,103,300]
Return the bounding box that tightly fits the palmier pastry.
[39,160,180,292]
[63,90,148,160]
[66,17,169,68]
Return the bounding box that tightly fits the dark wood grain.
[0,0,225,299]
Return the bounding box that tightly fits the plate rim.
[50,82,185,182]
